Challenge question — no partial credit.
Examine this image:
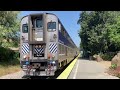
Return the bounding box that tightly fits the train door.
[34,18,44,58]
[29,15,45,59]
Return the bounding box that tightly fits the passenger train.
[20,13,79,76]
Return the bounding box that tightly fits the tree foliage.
[0,11,20,62]
[78,11,120,58]
[0,11,20,47]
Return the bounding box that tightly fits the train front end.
[20,13,58,76]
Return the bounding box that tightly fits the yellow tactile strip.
[57,54,80,79]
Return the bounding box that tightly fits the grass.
[0,58,21,77]
[0,65,21,77]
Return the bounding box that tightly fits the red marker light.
[48,53,52,60]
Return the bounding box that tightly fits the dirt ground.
[98,61,111,69]
[98,61,120,78]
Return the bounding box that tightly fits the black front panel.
[33,45,44,57]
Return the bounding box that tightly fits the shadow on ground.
[78,57,89,60]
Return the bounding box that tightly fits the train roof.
[21,13,57,20]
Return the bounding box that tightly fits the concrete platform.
[68,58,119,79]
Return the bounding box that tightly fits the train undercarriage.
[21,60,58,76]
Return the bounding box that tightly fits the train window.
[47,22,56,31]
[59,23,61,32]
[61,26,64,36]
[36,19,43,28]
[22,24,28,33]
[61,45,63,54]
[64,31,66,38]
[59,44,61,54]
[67,48,69,53]
[61,45,65,54]
[66,33,69,39]
[65,47,67,56]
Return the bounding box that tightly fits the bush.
[0,46,19,64]
[110,64,117,69]
[99,52,116,61]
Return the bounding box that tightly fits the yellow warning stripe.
[57,54,80,79]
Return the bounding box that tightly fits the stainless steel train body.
[20,13,79,76]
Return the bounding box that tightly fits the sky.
[20,11,81,47]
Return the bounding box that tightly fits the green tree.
[78,11,120,58]
[0,11,20,47]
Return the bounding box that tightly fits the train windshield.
[22,24,28,33]
[36,19,43,28]
[47,22,56,31]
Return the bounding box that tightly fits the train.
[20,13,79,76]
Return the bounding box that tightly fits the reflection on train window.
[59,44,66,54]
[65,47,67,56]
[47,22,56,31]
[22,24,28,33]
[64,31,66,38]
[61,45,65,54]
[61,26,64,36]
[58,23,61,32]
[61,45,63,54]
[36,19,43,28]
[59,44,62,54]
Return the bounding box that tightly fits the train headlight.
[23,55,27,59]
[52,54,55,57]
[52,54,55,60]
[23,54,29,61]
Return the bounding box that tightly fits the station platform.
[57,55,119,79]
